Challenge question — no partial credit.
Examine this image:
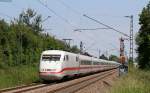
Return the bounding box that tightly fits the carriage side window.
[81,60,92,65]
[93,62,99,65]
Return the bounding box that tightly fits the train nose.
[41,69,56,72]
[39,72,63,80]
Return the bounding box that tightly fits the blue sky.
[0,0,149,58]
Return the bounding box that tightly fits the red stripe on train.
[39,65,105,74]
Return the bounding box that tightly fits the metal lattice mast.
[130,15,134,62]
[62,38,72,46]
[80,41,83,54]
[128,15,134,62]
[125,15,134,62]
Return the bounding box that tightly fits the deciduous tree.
[136,2,150,69]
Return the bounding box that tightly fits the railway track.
[0,83,38,92]
[0,68,117,93]
[47,69,116,93]
[0,83,51,93]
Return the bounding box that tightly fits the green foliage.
[136,2,150,69]
[0,8,80,89]
[0,8,79,68]
[99,54,108,60]
[109,55,119,62]
[109,69,150,93]
[16,8,43,33]
[0,65,39,89]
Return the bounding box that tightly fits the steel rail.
[0,84,49,93]
[0,68,117,93]
[48,69,116,93]
[0,83,40,92]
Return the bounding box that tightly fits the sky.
[0,0,149,58]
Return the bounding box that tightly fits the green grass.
[0,65,40,89]
[108,68,150,93]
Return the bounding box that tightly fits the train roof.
[42,50,65,54]
[42,50,79,57]
[42,50,119,64]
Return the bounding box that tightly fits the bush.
[108,68,150,93]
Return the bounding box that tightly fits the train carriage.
[39,50,120,80]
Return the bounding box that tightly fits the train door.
[76,55,80,74]
[63,54,79,75]
[91,57,94,72]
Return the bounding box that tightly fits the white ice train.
[39,50,120,80]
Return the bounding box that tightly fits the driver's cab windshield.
[42,55,61,61]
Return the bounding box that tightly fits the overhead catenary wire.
[56,0,120,52]
[37,0,77,29]
[37,0,123,56]
[74,28,110,31]
[37,0,98,48]
[73,30,103,54]
[75,30,117,54]
[56,0,130,36]
[56,0,81,15]
[56,0,114,50]
[56,0,128,47]
[58,1,128,42]
[83,14,130,38]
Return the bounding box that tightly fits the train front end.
[39,50,64,80]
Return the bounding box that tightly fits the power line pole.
[83,14,134,63]
[98,49,101,58]
[125,15,134,62]
[80,41,83,54]
[131,15,134,62]
[62,38,72,47]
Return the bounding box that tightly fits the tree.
[15,8,43,33]
[0,8,80,68]
[136,2,150,69]
[99,54,108,60]
[70,45,80,53]
[109,55,119,62]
